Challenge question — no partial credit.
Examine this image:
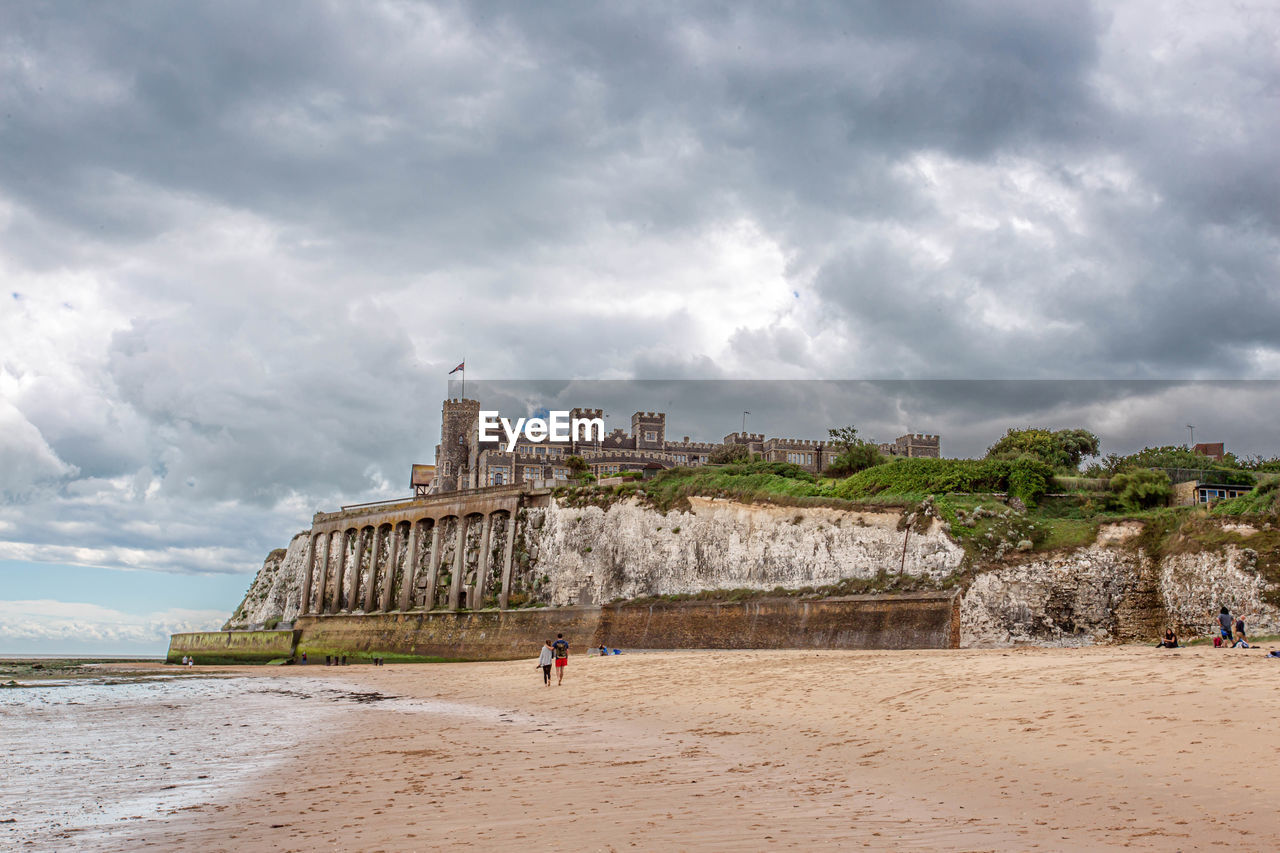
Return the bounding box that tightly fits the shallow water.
[0,672,362,848]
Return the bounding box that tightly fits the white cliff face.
[227,502,1280,648]
[526,496,965,606]
[1161,544,1278,637]
[960,546,1145,647]
[223,532,309,629]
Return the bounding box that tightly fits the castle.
[427,398,939,493]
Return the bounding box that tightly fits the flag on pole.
[448,361,465,375]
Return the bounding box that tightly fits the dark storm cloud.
[1,1,1278,575]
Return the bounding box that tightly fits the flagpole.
[461,356,465,399]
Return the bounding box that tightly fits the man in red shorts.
[552,633,569,684]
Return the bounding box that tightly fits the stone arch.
[461,511,486,609]
[408,517,437,610]
[339,527,359,611]
[389,519,415,611]
[323,529,343,613]
[385,520,411,611]
[353,525,376,612]
[303,532,324,614]
[367,522,394,611]
[434,514,460,610]
[479,510,510,609]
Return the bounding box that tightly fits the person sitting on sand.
[1156,629,1179,648]
[1234,615,1247,646]
[537,639,554,685]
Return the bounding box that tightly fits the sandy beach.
[39,646,1280,851]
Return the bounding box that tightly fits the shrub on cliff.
[1085,446,1255,485]
[708,443,753,464]
[1211,475,1279,516]
[824,425,885,477]
[986,427,1100,472]
[832,457,1053,504]
[1108,469,1173,511]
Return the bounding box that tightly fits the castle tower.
[631,411,666,450]
[439,398,481,492]
[569,407,604,452]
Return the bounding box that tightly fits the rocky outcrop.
[1161,545,1278,637]
[960,545,1147,647]
[224,532,309,629]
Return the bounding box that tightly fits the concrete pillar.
[327,531,343,615]
[380,525,400,612]
[399,522,421,612]
[300,535,316,615]
[499,511,516,610]
[473,513,493,609]
[354,528,372,609]
[364,526,383,612]
[449,515,469,610]
[333,530,350,612]
[424,522,441,610]
[316,532,332,614]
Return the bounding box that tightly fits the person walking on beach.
[1217,607,1233,646]
[537,639,554,685]
[552,633,569,685]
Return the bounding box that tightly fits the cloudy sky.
[2,1,1277,653]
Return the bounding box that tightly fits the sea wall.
[291,592,961,660]
[167,630,298,664]
[294,608,602,662]
[595,592,960,651]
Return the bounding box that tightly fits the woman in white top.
[536,640,554,686]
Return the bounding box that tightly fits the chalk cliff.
[225,497,1279,646]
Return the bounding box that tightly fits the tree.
[1086,445,1256,485]
[1109,469,1173,511]
[986,427,1100,471]
[709,443,752,464]
[824,425,884,478]
[566,455,590,481]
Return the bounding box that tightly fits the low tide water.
[0,667,355,849]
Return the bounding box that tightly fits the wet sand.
[81,646,1280,850]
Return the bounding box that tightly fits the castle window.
[489,466,509,486]
[645,431,657,441]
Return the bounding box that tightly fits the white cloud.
[0,599,225,644]
[0,0,1277,586]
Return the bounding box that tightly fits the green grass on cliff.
[1210,476,1279,517]
[559,461,1277,572]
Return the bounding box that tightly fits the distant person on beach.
[552,633,569,684]
[1218,607,1233,645]
[1156,629,1179,648]
[300,652,307,665]
[537,639,554,685]
[598,645,608,656]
